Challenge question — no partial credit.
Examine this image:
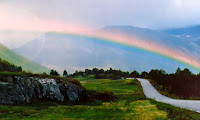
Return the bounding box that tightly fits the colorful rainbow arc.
[47,30,200,72]
[3,18,200,72]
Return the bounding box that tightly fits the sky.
[0,0,200,48]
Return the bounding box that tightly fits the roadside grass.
[0,77,200,120]
[149,99,200,120]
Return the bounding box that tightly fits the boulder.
[0,76,87,104]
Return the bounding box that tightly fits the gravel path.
[137,78,200,113]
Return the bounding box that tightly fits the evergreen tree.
[130,70,139,78]
[50,69,60,76]
[63,70,68,77]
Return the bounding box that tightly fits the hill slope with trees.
[0,58,22,72]
[0,43,49,73]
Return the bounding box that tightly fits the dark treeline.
[146,68,200,99]
[69,68,149,80]
[69,68,130,80]
[50,69,60,76]
[0,58,22,72]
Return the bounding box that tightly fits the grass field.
[0,76,200,120]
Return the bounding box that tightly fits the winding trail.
[137,78,200,113]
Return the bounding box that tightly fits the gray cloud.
[1,0,199,29]
[1,0,200,48]
[1,0,200,31]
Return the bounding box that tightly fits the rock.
[0,76,87,104]
[38,78,64,101]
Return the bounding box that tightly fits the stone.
[0,76,87,104]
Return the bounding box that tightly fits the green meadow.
[1,76,200,120]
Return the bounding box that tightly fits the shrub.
[87,90,116,102]
[70,79,82,87]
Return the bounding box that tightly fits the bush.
[87,90,116,102]
[70,79,82,87]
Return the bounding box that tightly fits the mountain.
[162,25,200,59]
[163,25,200,40]
[101,26,188,50]
[0,43,49,73]
[14,26,200,73]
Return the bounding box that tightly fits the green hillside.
[0,43,49,73]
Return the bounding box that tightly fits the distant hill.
[163,25,200,40]
[101,26,188,49]
[0,43,49,73]
[14,26,200,73]
[162,25,200,58]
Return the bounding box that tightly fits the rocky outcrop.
[0,76,87,104]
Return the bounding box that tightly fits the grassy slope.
[0,43,49,73]
[0,76,200,120]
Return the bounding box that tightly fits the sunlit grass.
[0,100,167,120]
[127,100,167,120]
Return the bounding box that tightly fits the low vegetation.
[149,99,200,120]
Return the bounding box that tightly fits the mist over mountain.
[14,26,200,73]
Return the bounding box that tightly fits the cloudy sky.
[0,0,200,48]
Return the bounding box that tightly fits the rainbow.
[55,31,200,71]
[2,19,200,72]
